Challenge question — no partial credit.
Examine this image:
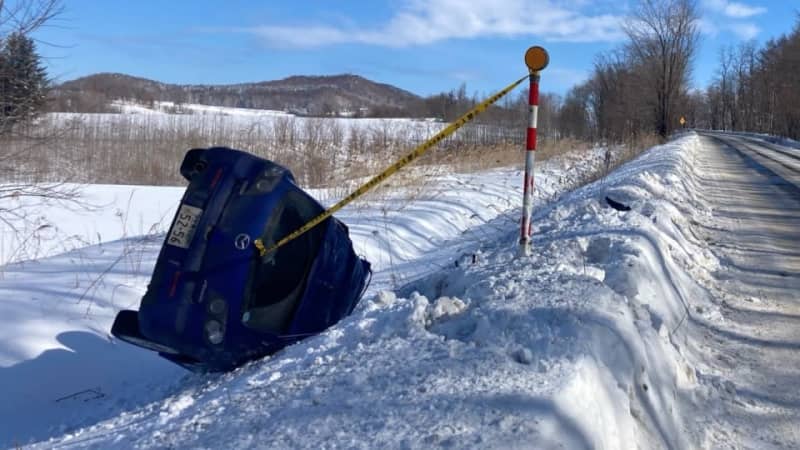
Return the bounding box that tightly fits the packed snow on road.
[1,132,797,449]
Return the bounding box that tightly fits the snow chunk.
[429,296,467,322]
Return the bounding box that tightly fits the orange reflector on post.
[524,46,550,73]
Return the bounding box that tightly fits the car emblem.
[234,233,251,250]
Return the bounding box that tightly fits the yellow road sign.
[680,116,686,126]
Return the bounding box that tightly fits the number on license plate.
[167,204,203,249]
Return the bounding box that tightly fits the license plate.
[167,204,203,249]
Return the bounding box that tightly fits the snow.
[111,100,296,117]
[676,132,800,448]
[713,130,800,153]
[0,145,609,448]
[0,184,184,266]
[1,131,797,448]
[43,102,443,140]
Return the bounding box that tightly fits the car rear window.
[242,190,326,333]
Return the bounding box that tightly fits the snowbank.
[4,134,730,448]
[0,146,607,447]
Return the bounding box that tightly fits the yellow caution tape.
[255,74,530,257]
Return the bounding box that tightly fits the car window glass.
[243,191,325,333]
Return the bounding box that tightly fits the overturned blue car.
[111,147,371,372]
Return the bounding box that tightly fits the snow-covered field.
[112,100,298,117]
[26,101,517,187]
[3,132,788,448]
[43,102,443,141]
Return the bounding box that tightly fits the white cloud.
[696,18,720,36]
[698,0,764,40]
[240,0,625,49]
[244,26,351,49]
[726,22,760,40]
[697,19,760,40]
[702,0,767,18]
[723,3,766,18]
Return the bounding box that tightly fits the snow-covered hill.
[51,72,421,117]
[1,134,740,448]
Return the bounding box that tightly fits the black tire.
[179,148,208,182]
[111,310,179,354]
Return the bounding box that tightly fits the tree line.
[413,0,702,146]
[558,0,699,143]
[701,18,800,139]
[556,2,800,143]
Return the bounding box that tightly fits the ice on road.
[684,132,800,449]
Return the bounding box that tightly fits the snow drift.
[5,134,728,449]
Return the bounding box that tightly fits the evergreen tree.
[0,32,49,131]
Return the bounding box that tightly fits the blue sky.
[34,0,798,97]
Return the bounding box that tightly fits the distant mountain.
[47,72,422,117]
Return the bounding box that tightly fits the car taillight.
[205,295,228,346]
[208,297,226,315]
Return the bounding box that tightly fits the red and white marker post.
[520,46,549,256]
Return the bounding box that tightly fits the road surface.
[689,132,800,449]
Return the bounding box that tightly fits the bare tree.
[704,16,800,139]
[0,0,62,35]
[711,45,736,130]
[623,0,700,137]
[0,1,78,265]
[559,84,592,141]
